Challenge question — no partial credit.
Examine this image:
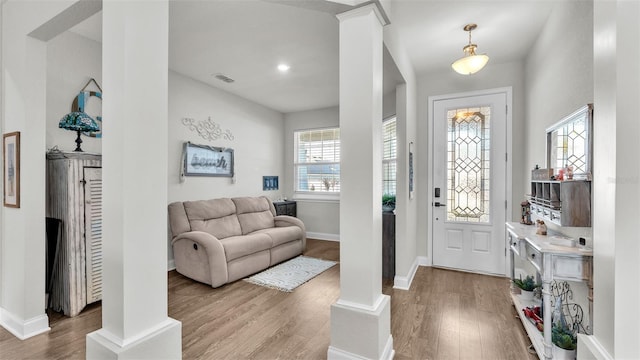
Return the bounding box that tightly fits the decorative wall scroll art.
[3,132,20,208]
[550,280,590,335]
[71,78,103,138]
[183,142,234,177]
[263,176,279,191]
[182,117,235,142]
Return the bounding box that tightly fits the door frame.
[426,87,513,276]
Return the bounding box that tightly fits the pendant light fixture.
[451,23,489,75]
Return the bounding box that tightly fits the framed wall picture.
[183,142,234,177]
[3,131,20,208]
[263,176,279,191]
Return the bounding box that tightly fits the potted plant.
[382,194,396,212]
[513,275,539,301]
[552,324,577,360]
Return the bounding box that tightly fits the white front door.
[432,91,507,275]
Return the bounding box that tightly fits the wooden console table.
[506,222,593,360]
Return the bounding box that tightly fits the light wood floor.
[0,239,535,359]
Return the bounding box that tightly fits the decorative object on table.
[550,280,589,334]
[243,256,337,292]
[3,131,20,208]
[536,220,547,235]
[182,142,234,177]
[522,306,544,332]
[552,323,577,359]
[451,23,489,75]
[71,78,103,138]
[58,112,100,152]
[549,280,585,359]
[532,165,554,180]
[59,79,102,152]
[263,176,279,191]
[181,116,234,142]
[520,200,533,225]
[513,274,539,301]
[382,194,396,212]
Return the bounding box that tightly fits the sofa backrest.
[168,196,277,239]
[232,197,276,235]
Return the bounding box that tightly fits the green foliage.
[552,324,577,350]
[382,194,396,206]
[513,275,539,291]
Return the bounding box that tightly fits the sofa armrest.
[171,231,228,287]
[274,215,306,250]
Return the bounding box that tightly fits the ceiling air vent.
[213,73,235,83]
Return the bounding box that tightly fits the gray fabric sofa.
[168,196,306,287]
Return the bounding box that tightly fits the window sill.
[293,192,340,202]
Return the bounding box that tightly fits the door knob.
[433,202,445,207]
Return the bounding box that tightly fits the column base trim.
[329,295,393,360]
[577,334,614,360]
[0,307,50,340]
[328,335,394,360]
[86,318,181,359]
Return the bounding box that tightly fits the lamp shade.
[58,111,100,132]
[451,54,490,75]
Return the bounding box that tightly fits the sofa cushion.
[219,233,273,261]
[232,197,275,234]
[184,198,242,239]
[253,226,303,247]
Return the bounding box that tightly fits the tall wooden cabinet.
[46,151,102,317]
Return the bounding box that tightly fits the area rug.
[244,256,337,292]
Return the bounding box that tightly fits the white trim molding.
[577,334,614,360]
[328,335,394,360]
[393,256,430,290]
[306,232,340,242]
[393,258,418,290]
[0,307,50,340]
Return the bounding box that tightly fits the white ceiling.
[69,0,556,113]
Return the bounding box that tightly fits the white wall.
[284,106,340,238]
[416,61,526,258]
[524,0,593,242]
[524,0,597,353]
[167,71,285,203]
[1,0,85,340]
[46,31,102,154]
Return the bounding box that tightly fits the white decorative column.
[86,1,181,358]
[579,1,640,359]
[329,4,393,360]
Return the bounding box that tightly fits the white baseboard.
[393,258,419,290]
[577,334,614,360]
[418,256,430,266]
[167,259,176,271]
[306,232,340,242]
[393,256,430,290]
[0,307,50,340]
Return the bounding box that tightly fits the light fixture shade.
[58,111,100,132]
[451,54,490,75]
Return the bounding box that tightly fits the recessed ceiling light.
[277,64,290,72]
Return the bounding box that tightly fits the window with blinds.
[294,128,340,194]
[383,117,397,196]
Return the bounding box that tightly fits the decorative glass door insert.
[447,106,491,223]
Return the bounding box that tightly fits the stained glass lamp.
[58,111,100,152]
